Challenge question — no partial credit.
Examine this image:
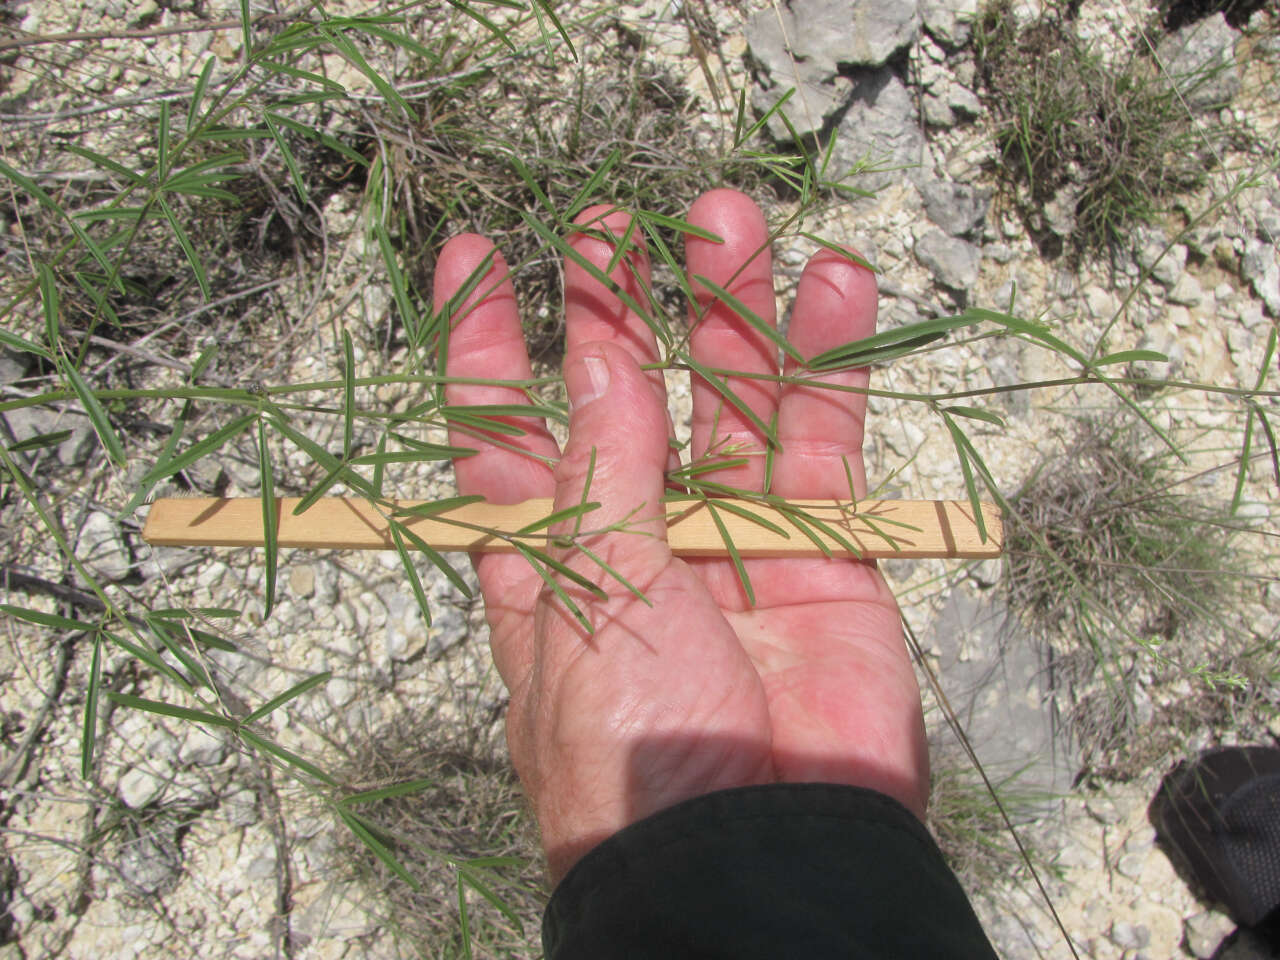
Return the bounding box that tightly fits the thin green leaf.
[530,0,576,60]
[372,219,420,339]
[0,158,120,287]
[147,618,213,688]
[573,542,652,607]
[60,358,127,466]
[941,413,988,543]
[942,405,1006,428]
[64,144,143,184]
[693,273,801,363]
[158,195,210,299]
[516,501,601,536]
[241,728,338,784]
[350,446,475,465]
[38,262,59,350]
[777,507,832,558]
[603,214,640,278]
[1095,349,1168,366]
[736,86,794,147]
[395,522,473,599]
[0,326,52,359]
[509,152,556,217]
[103,629,192,691]
[339,808,421,889]
[706,501,754,606]
[342,330,355,457]
[139,412,255,486]
[259,58,346,91]
[243,670,332,724]
[701,495,789,538]
[1253,406,1280,494]
[390,525,432,627]
[188,55,216,128]
[637,209,723,243]
[81,632,103,780]
[320,25,411,115]
[157,101,170,182]
[292,462,346,516]
[108,691,236,727]
[391,495,486,518]
[439,410,526,437]
[0,603,95,632]
[565,148,621,221]
[798,232,878,273]
[513,543,596,633]
[239,0,252,57]
[459,864,524,931]
[340,778,436,806]
[808,312,982,370]
[371,432,387,498]
[523,213,669,347]
[258,419,278,619]
[355,22,439,63]
[443,0,516,51]
[8,429,71,454]
[269,417,377,498]
[683,354,777,446]
[785,505,864,558]
[264,113,309,203]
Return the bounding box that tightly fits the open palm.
[439,190,927,881]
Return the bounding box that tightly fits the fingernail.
[571,355,611,411]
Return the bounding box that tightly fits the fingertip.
[687,188,766,244]
[434,232,512,313]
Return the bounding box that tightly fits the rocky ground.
[1,0,1278,957]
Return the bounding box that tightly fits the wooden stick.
[142,497,1003,559]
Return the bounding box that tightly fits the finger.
[437,234,558,656]
[566,205,680,473]
[770,247,878,500]
[685,189,781,492]
[550,341,672,595]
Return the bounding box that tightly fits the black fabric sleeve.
[542,783,998,960]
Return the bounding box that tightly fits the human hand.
[437,189,928,883]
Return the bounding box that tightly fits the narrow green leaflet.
[941,413,990,543]
[372,219,420,341]
[395,522,474,598]
[513,543,596,634]
[0,326,51,359]
[64,145,143,184]
[108,691,236,727]
[157,101,171,182]
[259,420,278,618]
[259,59,346,92]
[340,778,436,807]
[459,863,525,931]
[0,158,120,288]
[516,501,600,536]
[1094,349,1168,366]
[158,195,210,299]
[338,808,420,889]
[390,525,433,626]
[240,728,337,785]
[82,632,102,779]
[682,354,778,446]
[60,357,127,466]
[120,399,190,519]
[392,495,485,518]
[103,629,192,692]
[798,232,878,273]
[509,152,556,217]
[319,25,411,115]
[342,330,355,457]
[264,113,309,203]
[442,0,516,51]
[140,412,255,486]
[243,670,332,724]
[0,604,95,632]
[266,112,367,166]
[706,501,754,606]
[293,461,346,516]
[693,274,802,363]
[565,148,621,221]
[239,0,251,56]
[440,410,525,437]
[188,55,216,129]
[269,416,377,498]
[350,446,474,465]
[637,209,723,244]
[530,0,577,60]
[573,542,652,607]
[8,429,71,454]
[942,405,1006,428]
[40,261,59,349]
[807,312,982,370]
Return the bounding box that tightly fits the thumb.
[552,342,671,560]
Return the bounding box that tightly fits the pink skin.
[436,189,928,883]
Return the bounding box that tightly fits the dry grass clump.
[1004,415,1271,776]
[327,712,544,958]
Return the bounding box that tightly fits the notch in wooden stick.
[142,497,1003,559]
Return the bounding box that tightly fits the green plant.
[0,0,1277,954]
[972,0,1245,257]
